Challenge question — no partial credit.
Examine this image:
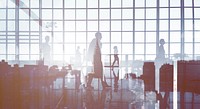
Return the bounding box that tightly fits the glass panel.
[31,44,39,54]
[53,10,63,20]
[76,21,86,31]
[194,31,200,42]
[160,20,169,30]
[88,21,97,31]
[184,0,193,6]
[8,21,15,31]
[170,32,181,42]
[0,10,6,19]
[194,8,200,18]
[7,44,15,54]
[135,32,144,42]
[146,20,156,31]
[146,9,156,19]
[122,9,133,19]
[159,32,169,42]
[135,21,144,31]
[185,43,193,54]
[8,9,15,19]
[31,0,39,8]
[53,21,63,31]
[194,0,200,6]
[19,9,30,19]
[19,55,29,60]
[185,32,193,42]
[111,9,121,19]
[122,32,133,42]
[111,0,121,7]
[100,9,110,19]
[0,0,6,8]
[146,55,156,60]
[19,21,29,31]
[20,0,29,8]
[111,32,121,42]
[65,44,75,54]
[42,9,52,20]
[170,8,181,18]
[195,44,200,55]
[184,20,193,30]
[170,20,181,30]
[135,0,145,7]
[76,10,86,19]
[146,0,156,7]
[122,44,133,54]
[42,0,52,8]
[135,44,144,54]
[53,0,63,8]
[65,21,75,31]
[19,44,29,54]
[122,21,133,31]
[123,0,133,7]
[31,21,39,31]
[194,20,200,30]
[170,0,180,7]
[54,32,63,43]
[135,55,144,60]
[54,44,63,54]
[31,55,39,60]
[146,32,156,42]
[102,44,110,54]
[160,8,168,19]
[184,8,193,18]
[170,43,180,54]
[76,32,86,43]
[135,9,144,19]
[0,44,6,54]
[76,0,86,8]
[8,0,15,8]
[88,0,98,8]
[111,21,121,31]
[160,0,169,7]
[7,55,15,60]
[65,0,75,8]
[65,10,75,19]
[100,0,110,8]
[100,32,110,43]
[100,21,110,31]
[65,32,75,43]
[146,44,156,54]
[88,9,98,19]
[31,9,39,20]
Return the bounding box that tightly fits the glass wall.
[0,0,200,67]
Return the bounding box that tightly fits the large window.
[0,0,200,67]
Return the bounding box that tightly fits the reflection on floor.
[62,77,200,109]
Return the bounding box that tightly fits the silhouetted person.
[155,39,166,68]
[75,46,82,68]
[111,46,119,70]
[42,36,51,65]
[86,32,110,89]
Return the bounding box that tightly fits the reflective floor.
[62,77,200,109]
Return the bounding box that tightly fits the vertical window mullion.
[144,0,146,60]
[133,0,135,60]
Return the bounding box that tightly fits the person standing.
[86,32,110,89]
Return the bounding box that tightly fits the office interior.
[0,0,200,109]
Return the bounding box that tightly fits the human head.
[45,36,50,43]
[159,39,165,45]
[95,32,102,40]
[113,46,117,49]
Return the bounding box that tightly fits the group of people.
[41,32,166,90]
